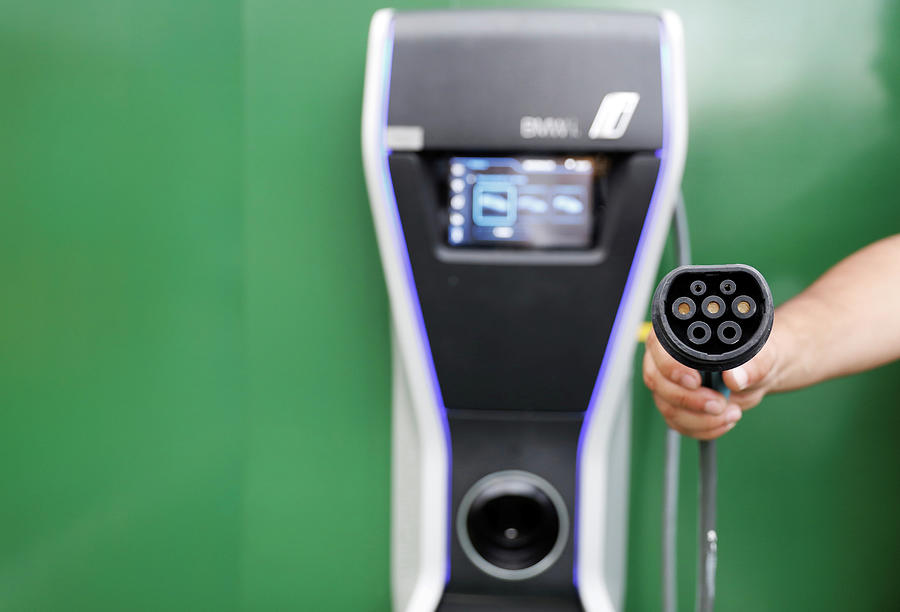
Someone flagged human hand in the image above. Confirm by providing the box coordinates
[642,326,780,439]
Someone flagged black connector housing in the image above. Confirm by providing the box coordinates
[651,264,774,371]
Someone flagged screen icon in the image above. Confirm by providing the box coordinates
[473,183,517,227]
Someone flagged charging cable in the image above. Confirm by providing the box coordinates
[662,194,690,612]
[659,199,773,612]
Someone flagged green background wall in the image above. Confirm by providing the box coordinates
[1,0,898,610]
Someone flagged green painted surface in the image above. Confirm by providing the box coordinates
[2,0,899,610]
[1,2,245,610]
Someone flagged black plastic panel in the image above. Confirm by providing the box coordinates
[390,152,660,412]
[438,592,582,612]
[389,10,663,152]
[441,411,583,605]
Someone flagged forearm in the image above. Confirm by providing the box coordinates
[768,234,900,392]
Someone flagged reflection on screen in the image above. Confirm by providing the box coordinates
[447,156,595,249]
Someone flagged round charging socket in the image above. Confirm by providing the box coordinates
[457,470,568,581]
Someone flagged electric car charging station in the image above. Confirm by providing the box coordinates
[363,9,687,610]
[4,2,900,611]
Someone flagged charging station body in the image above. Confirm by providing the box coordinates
[362,10,687,611]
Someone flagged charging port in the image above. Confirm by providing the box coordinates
[651,264,774,371]
[456,470,569,581]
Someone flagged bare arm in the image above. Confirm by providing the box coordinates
[766,234,900,392]
[643,234,900,439]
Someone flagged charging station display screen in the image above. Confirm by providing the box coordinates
[446,156,596,249]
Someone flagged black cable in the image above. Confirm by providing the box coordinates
[663,428,681,612]
[697,373,726,612]
[663,193,690,612]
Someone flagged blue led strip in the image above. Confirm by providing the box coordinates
[379,22,455,585]
[573,20,675,586]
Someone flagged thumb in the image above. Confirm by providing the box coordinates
[722,343,776,392]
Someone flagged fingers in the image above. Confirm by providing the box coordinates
[688,421,738,441]
[728,388,767,411]
[722,341,776,393]
[643,327,769,439]
[645,329,701,390]
[655,397,743,440]
[643,347,728,414]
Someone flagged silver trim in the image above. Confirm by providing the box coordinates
[386,125,425,151]
[456,470,570,582]
[390,332,421,610]
[362,9,448,612]
[577,11,688,612]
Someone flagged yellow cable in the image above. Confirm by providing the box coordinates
[638,321,652,343]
